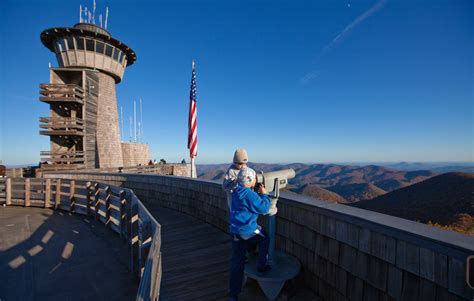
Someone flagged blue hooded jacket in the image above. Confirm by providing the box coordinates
[230,185,271,236]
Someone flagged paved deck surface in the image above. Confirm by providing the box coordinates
[0,206,138,301]
[142,202,318,301]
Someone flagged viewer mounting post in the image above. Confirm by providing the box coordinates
[245,169,301,300]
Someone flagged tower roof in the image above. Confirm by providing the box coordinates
[40,23,136,66]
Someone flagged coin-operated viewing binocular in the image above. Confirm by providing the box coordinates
[255,168,296,199]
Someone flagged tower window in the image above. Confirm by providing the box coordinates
[96,41,105,54]
[86,39,95,51]
[56,40,62,52]
[57,39,67,52]
[113,48,120,61]
[76,38,85,50]
[105,44,113,57]
[66,37,75,50]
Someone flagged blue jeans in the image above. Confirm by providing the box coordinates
[229,229,270,297]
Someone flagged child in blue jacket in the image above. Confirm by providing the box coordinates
[228,167,276,300]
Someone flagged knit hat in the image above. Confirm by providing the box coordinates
[237,167,256,186]
[233,148,249,164]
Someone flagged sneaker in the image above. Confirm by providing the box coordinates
[257,264,272,276]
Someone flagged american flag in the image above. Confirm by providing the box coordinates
[187,60,198,159]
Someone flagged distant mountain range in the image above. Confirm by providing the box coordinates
[380,162,474,173]
[351,173,474,234]
[198,163,438,202]
[199,163,473,234]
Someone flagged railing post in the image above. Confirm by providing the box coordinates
[86,181,92,216]
[119,190,126,239]
[150,230,162,301]
[45,178,51,208]
[6,178,11,206]
[105,186,111,227]
[130,200,139,274]
[24,178,30,207]
[139,221,152,277]
[55,179,61,209]
[70,180,76,212]
[94,183,100,221]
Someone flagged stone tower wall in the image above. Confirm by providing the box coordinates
[121,143,150,167]
[96,72,123,168]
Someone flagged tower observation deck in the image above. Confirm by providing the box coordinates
[39,22,149,170]
[40,23,136,83]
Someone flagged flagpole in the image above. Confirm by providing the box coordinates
[188,59,197,178]
[191,157,196,178]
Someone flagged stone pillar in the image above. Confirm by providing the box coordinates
[96,72,123,168]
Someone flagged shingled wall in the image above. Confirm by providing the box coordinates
[95,73,123,168]
[45,173,474,300]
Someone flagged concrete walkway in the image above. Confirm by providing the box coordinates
[0,207,138,301]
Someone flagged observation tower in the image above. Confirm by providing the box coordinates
[39,19,148,169]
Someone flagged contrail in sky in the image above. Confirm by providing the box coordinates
[324,0,387,52]
[300,0,387,84]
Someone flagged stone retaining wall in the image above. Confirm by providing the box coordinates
[45,173,474,300]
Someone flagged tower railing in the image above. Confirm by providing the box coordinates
[40,150,85,167]
[39,83,84,104]
[39,117,84,136]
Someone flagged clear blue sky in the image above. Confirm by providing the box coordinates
[0,0,472,165]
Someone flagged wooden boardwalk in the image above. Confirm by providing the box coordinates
[147,205,233,300]
[143,204,317,301]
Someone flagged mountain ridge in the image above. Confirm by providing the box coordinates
[198,162,437,202]
[351,172,474,234]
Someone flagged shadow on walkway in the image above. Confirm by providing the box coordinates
[0,207,138,301]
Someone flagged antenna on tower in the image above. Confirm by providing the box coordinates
[139,98,143,142]
[99,14,102,28]
[92,0,96,24]
[138,121,141,143]
[133,100,137,143]
[129,116,133,142]
[79,5,83,23]
[84,7,88,23]
[88,11,92,23]
[105,7,109,29]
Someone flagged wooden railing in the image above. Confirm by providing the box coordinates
[0,177,161,301]
[39,117,85,136]
[118,165,179,175]
[5,168,24,178]
[39,117,84,133]
[39,83,84,104]
[0,177,5,199]
[37,163,191,177]
[40,150,85,166]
